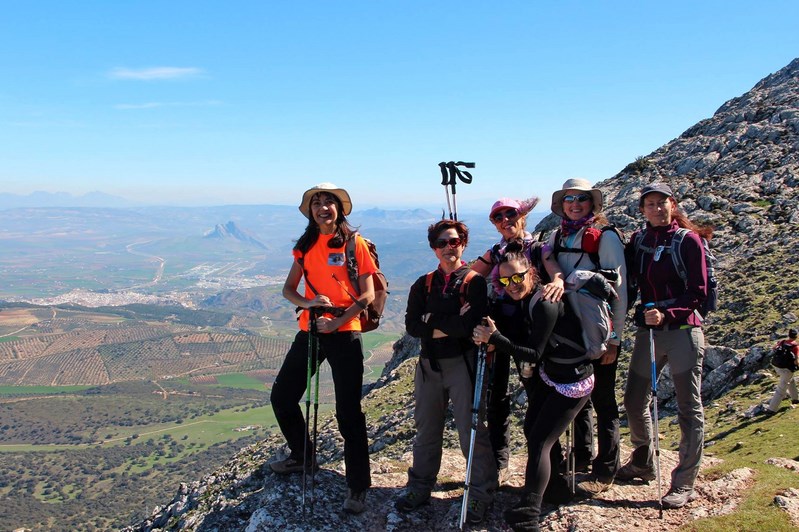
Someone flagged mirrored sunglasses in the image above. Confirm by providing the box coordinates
[498,269,529,287]
[491,208,519,223]
[433,237,463,249]
[563,193,592,203]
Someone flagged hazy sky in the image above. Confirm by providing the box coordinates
[1,1,797,211]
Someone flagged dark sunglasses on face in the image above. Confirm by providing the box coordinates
[563,193,592,203]
[491,208,519,223]
[498,269,529,287]
[433,237,463,249]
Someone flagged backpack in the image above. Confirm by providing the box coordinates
[345,234,389,332]
[771,342,798,371]
[424,268,478,306]
[561,269,618,360]
[550,226,622,360]
[552,225,624,284]
[630,228,718,317]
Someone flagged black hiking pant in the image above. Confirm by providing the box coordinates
[572,354,620,479]
[487,349,512,470]
[523,372,590,496]
[271,330,371,491]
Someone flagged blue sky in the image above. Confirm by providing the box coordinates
[1,1,797,212]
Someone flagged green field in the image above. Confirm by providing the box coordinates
[0,384,95,395]
[212,373,269,391]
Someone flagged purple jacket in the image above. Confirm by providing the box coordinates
[629,220,707,329]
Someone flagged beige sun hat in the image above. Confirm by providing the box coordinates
[550,178,604,218]
[299,182,353,218]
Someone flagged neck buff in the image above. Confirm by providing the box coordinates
[560,214,595,236]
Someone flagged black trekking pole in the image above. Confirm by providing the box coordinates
[445,161,474,222]
[302,308,318,516]
[439,162,454,220]
[567,419,576,495]
[310,314,321,515]
[645,302,664,518]
[460,336,488,530]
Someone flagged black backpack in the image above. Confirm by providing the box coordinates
[771,342,798,371]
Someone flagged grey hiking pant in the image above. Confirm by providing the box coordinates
[624,326,705,490]
[768,367,798,411]
[406,356,497,503]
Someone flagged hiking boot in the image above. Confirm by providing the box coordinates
[661,486,697,509]
[465,498,491,524]
[269,455,317,475]
[395,490,430,512]
[343,488,368,514]
[543,473,573,505]
[503,491,543,526]
[576,475,614,497]
[615,460,656,482]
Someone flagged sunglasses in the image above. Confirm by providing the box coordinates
[491,208,519,223]
[498,269,529,287]
[433,237,463,249]
[563,193,592,203]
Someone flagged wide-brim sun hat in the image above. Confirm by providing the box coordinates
[299,182,352,218]
[551,178,604,218]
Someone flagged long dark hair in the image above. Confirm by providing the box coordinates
[294,192,358,253]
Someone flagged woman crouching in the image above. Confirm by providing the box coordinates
[472,247,594,531]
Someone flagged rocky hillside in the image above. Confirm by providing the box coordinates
[127,59,799,531]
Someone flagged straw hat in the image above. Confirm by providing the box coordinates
[550,178,603,218]
[299,183,352,218]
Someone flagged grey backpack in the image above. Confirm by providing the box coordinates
[562,269,618,360]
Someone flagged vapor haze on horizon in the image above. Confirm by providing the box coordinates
[1,1,797,211]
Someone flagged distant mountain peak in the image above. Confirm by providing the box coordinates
[203,221,267,249]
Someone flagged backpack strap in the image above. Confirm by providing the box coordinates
[424,271,435,296]
[553,225,624,271]
[425,268,477,306]
[345,233,361,294]
[669,228,690,285]
[459,269,478,305]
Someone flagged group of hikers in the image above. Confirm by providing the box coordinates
[266,178,714,530]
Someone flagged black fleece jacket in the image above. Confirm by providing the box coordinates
[489,292,593,384]
[405,264,488,360]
